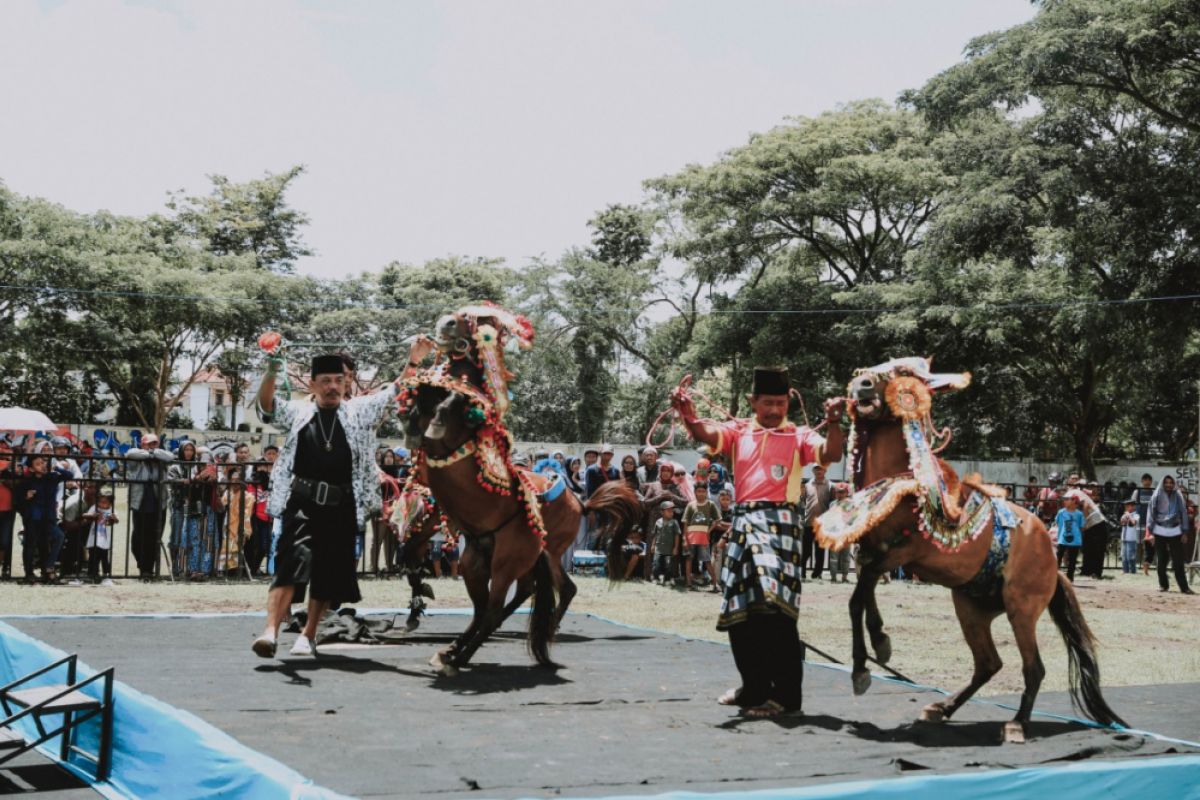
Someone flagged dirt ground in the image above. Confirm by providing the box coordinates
[0,568,1194,697]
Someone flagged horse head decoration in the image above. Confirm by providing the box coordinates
[816,356,1124,744]
[432,303,535,420]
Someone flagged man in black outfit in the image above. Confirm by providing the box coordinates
[251,341,434,659]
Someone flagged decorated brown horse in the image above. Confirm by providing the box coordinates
[398,304,641,675]
[389,479,445,632]
[815,357,1124,743]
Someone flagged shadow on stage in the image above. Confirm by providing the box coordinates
[718,712,1088,748]
[254,655,572,694]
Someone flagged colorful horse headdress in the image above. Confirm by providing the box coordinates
[848,357,971,422]
[433,302,536,420]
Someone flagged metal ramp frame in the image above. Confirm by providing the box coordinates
[0,654,114,781]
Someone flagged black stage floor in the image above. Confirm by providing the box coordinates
[8,613,1198,799]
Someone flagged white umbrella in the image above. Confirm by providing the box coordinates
[0,407,58,433]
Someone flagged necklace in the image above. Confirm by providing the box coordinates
[315,408,337,452]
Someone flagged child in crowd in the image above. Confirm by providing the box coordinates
[622,527,646,580]
[1119,498,1141,575]
[84,487,118,585]
[681,483,719,590]
[708,489,733,591]
[1055,494,1084,582]
[651,501,681,585]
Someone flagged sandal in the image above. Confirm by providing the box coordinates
[742,700,803,719]
[717,687,744,706]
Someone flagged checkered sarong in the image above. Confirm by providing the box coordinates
[717,502,802,631]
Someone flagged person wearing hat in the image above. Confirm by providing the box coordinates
[125,432,176,581]
[650,499,682,585]
[251,338,435,659]
[671,366,845,718]
[636,446,660,484]
[1118,497,1142,574]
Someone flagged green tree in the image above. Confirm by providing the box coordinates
[165,166,311,273]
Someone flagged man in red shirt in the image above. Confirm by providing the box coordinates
[672,367,844,718]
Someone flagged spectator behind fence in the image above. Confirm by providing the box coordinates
[168,442,197,576]
[802,465,832,580]
[84,487,118,584]
[1119,498,1140,575]
[126,433,175,581]
[60,480,98,579]
[220,465,252,576]
[0,442,15,580]
[15,455,72,584]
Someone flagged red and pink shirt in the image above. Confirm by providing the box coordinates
[715,419,825,504]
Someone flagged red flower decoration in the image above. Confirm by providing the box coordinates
[257,331,283,355]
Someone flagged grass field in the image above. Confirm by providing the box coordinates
[0,568,1195,697]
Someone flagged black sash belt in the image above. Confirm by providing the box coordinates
[291,476,353,507]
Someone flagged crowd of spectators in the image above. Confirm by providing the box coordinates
[2,431,1195,591]
[523,445,855,589]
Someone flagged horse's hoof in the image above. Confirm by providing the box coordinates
[920,704,946,723]
[1003,721,1026,744]
[405,616,421,633]
[429,650,450,669]
[851,670,872,696]
[873,635,892,666]
[439,663,460,678]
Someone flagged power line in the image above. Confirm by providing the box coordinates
[3,282,1198,318]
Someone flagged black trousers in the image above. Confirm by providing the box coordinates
[1155,535,1191,592]
[130,510,163,575]
[1058,544,1080,582]
[801,526,825,579]
[1081,523,1107,578]
[727,612,805,711]
[88,547,111,582]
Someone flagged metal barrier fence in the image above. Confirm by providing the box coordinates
[1,454,402,582]
[0,457,1178,582]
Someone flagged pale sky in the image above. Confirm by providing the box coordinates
[1,0,1035,279]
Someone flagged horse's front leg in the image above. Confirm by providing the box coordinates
[848,575,872,695]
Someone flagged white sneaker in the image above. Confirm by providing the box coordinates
[290,635,316,657]
[100,578,114,587]
[252,635,278,659]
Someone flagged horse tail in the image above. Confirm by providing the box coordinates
[528,551,559,668]
[1046,573,1126,727]
[585,482,642,585]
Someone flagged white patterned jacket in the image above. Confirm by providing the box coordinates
[257,388,396,529]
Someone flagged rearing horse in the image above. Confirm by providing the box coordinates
[815,358,1124,743]
[401,306,641,676]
